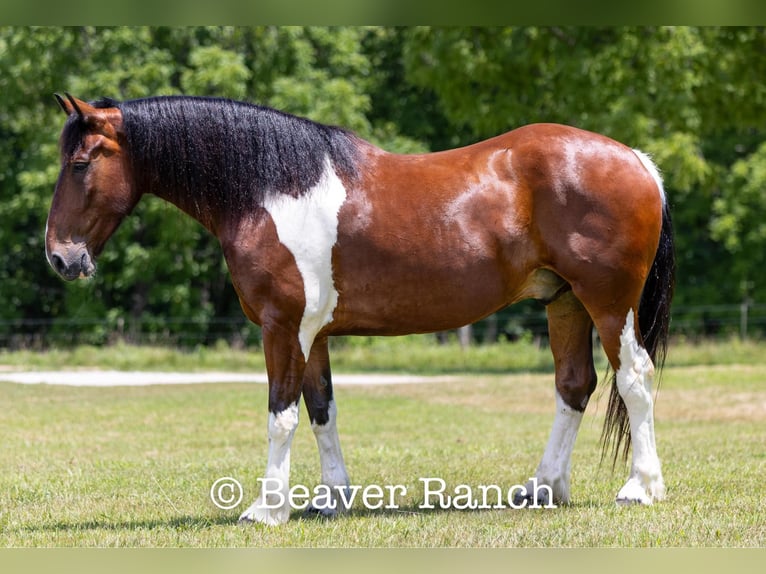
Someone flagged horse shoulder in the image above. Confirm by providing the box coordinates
[219,212,307,329]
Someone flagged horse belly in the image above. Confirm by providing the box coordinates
[332,269,507,335]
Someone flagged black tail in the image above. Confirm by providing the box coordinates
[601,202,675,466]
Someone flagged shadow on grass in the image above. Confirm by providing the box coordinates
[19,496,599,536]
[17,513,239,534]
[293,499,569,523]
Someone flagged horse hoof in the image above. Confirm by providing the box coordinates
[615,493,652,506]
[512,488,551,508]
[615,477,654,506]
[238,500,290,526]
[303,505,339,519]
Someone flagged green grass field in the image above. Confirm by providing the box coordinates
[1,339,764,547]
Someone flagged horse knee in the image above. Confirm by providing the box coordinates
[269,402,300,443]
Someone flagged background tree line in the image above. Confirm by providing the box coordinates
[1,26,765,347]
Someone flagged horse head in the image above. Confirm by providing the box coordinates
[46,94,138,280]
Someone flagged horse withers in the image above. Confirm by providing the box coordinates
[46,94,674,525]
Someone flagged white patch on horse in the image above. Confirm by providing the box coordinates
[632,149,666,206]
[445,150,521,249]
[310,399,351,514]
[615,308,665,505]
[263,158,347,360]
[525,391,584,504]
[239,401,300,525]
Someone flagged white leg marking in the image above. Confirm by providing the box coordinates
[310,400,351,515]
[239,402,300,525]
[263,158,347,360]
[632,149,666,206]
[615,309,665,505]
[524,391,583,504]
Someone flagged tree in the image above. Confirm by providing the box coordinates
[2,26,765,346]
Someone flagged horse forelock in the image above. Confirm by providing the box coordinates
[115,96,360,216]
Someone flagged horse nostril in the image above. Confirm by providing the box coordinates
[50,252,67,275]
[50,251,82,280]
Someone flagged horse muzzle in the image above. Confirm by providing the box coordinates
[47,243,96,281]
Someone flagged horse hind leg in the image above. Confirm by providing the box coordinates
[584,297,665,506]
[516,291,597,506]
[609,308,665,505]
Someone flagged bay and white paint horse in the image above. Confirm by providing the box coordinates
[46,94,674,524]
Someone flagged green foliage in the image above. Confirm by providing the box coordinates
[711,140,766,294]
[1,26,765,346]
[181,45,251,98]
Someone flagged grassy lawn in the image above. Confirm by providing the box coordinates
[2,333,766,373]
[1,339,764,547]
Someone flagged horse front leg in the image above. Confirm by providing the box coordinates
[301,337,351,517]
[239,325,306,526]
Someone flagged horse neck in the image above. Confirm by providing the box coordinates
[144,179,226,237]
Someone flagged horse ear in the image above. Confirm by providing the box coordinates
[65,93,88,119]
[54,93,74,115]
[54,93,90,119]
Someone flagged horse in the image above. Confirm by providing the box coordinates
[46,93,674,525]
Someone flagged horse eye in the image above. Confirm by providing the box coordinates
[72,161,90,174]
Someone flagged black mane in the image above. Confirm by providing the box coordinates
[77,96,360,216]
